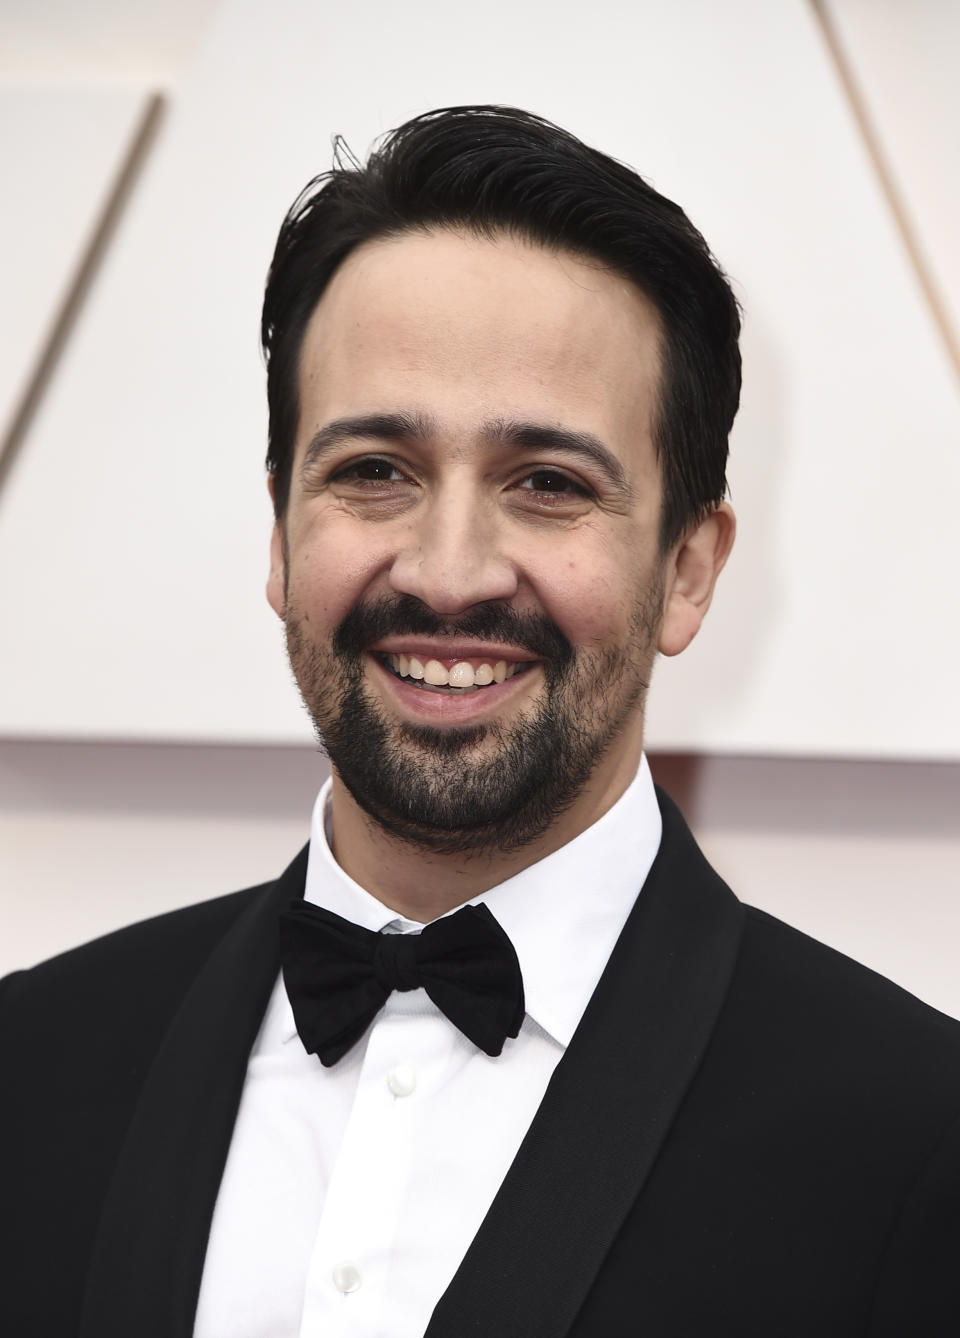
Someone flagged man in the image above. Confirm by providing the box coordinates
[2,106,959,1337]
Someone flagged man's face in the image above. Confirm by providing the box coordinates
[269,229,680,854]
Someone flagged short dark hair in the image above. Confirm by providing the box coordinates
[261,105,741,548]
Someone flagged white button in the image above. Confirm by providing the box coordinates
[332,1261,362,1294]
[386,1064,417,1098]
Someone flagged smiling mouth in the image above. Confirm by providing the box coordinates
[377,652,533,695]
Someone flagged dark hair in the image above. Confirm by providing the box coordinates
[261,105,741,548]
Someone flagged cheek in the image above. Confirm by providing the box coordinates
[286,520,390,625]
[528,514,665,650]
[531,552,641,648]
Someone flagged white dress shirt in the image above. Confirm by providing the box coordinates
[194,756,662,1338]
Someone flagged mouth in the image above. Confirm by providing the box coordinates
[375,651,535,695]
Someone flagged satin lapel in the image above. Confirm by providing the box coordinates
[79,847,309,1338]
[427,790,745,1338]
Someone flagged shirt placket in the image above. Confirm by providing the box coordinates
[298,992,454,1337]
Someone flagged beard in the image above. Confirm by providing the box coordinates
[284,586,662,857]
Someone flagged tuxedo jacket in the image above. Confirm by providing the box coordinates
[3,789,960,1336]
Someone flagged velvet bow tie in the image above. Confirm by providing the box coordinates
[278,900,525,1066]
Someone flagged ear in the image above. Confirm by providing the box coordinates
[658,502,735,657]
[266,476,286,619]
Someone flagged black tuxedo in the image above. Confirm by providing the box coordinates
[3,789,960,1336]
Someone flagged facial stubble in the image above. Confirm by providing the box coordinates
[284,587,663,856]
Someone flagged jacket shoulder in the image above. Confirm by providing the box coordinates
[2,880,270,1013]
[0,864,303,1338]
[584,896,960,1332]
[741,902,960,1050]
[0,874,290,1081]
[721,902,960,1141]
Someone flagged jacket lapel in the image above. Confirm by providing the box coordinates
[79,790,741,1338]
[427,789,745,1338]
[78,848,308,1338]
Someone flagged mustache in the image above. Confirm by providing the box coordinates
[333,594,573,668]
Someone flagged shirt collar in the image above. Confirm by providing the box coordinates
[284,757,662,1049]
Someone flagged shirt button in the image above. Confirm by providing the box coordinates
[332,1261,362,1294]
[386,1064,417,1098]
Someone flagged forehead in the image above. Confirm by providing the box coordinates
[295,228,662,471]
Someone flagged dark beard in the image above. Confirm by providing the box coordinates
[285,591,660,856]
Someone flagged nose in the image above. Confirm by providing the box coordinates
[388,492,519,615]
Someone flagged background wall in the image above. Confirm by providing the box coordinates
[1,1,957,1013]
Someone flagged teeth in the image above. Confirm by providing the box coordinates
[423,659,447,686]
[448,662,475,689]
[384,653,525,690]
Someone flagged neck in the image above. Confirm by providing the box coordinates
[327,744,644,921]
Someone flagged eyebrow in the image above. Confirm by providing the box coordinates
[301,410,632,500]
[484,418,632,499]
[301,412,432,473]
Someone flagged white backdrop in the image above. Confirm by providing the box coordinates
[0,0,957,756]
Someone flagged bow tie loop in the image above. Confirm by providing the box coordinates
[279,900,525,1067]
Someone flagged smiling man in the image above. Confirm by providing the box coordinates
[268,226,731,906]
[3,107,959,1338]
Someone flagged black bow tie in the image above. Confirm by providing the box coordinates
[278,900,525,1066]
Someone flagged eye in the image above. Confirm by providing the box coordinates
[518,469,592,498]
[332,456,409,485]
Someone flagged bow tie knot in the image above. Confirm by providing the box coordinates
[279,900,525,1066]
[373,933,421,993]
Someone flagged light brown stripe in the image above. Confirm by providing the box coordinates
[808,0,960,385]
[0,92,166,495]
